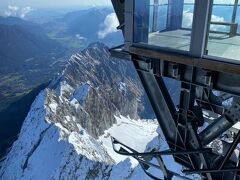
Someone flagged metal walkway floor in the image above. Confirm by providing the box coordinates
[148,29,240,61]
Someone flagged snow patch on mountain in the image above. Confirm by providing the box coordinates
[99,116,158,165]
[0,43,159,179]
[119,82,127,95]
[71,83,90,104]
[0,88,159,180]
[0,43,194,180]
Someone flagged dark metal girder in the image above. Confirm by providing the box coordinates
[109,45,131,60]
[133,60,178,142]
[111,137,192,180]
[110,46,240,179]
[112,140,172,180]
[219,130,240,170]
[129,46,240,97]
[199,115,237,146]
[199,102,240,146]
[187,123,213,180]
[183,168,240,174]
[112,137,212,156]
[129,46,240,75]
[111,0,125,32]
[111,47,240,97]
[133,59,211,173]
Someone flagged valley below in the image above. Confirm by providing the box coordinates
[0,7,123,160]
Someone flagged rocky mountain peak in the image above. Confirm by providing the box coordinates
[46,43,148,138]
[0,43,161,180]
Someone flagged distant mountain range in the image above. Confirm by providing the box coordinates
[0,16,68,71]
[0,7,124,161]
[0,24,63,70]
[0,16,47,35]
[0,7,123,71]
[0,43,160,180]
[0,16,68,111]
[0,8,123,111]
[44,8,123,48]
[63,8,112,37]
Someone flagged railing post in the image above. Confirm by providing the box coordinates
[167,0,184,30]
[232,0,239,23]
[230,0,239,37]
[190,0,211,57]
[152,0,159,32]
[124,0,134,51]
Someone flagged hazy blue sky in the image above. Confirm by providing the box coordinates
[1,0,235,9]
[0,0,112,8]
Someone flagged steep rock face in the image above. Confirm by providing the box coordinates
[0,91,158,180]
[0,43,158,180]
[48,43,146,137]
[0,90,115,179]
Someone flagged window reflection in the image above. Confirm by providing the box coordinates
[206,0,240,61]
[134,0,195,52]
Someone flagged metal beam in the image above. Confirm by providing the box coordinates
[232,0,239,24]
[110,1,240,179]
[112,137,192,180]
[219,130,240,170]
[133,60,177,142]
[129,46,240,75]
[167,0,184,30]
[112,139,212,156]
[128,46,240,97]
[190,0,210,57]
[183,168,240,174]
[152,0,159,32]
[199,115,237,146]
[111,0,125,31]
[124,0,134,50]
[187,123,213,180]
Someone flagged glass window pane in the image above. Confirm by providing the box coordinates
[134,0,195,52]
[237,4,240,33]
[182,3,194,28]
[205,0,240,61]
[214,0,234,5]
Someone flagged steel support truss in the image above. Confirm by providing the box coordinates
[110,45,240,180]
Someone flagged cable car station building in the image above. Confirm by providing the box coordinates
[111,0,240,179]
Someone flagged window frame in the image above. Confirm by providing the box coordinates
[129,0,240,65]
[204,0,240,64]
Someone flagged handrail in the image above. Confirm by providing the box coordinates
[211,21,237,25]
[149,3,240,6]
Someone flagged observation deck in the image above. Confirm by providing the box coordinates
[111,0,240,179]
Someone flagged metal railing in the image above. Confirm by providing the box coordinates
[148,1,240,36]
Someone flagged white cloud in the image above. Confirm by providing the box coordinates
[214,0,235,4]
[98,13,119,39]
[182,10,227,31]
[4,5,33,18]
[8,5,19,11]
[182,10,194,28]
[75,34,87,41]
[210,14,226,31]
[20,6,33,18]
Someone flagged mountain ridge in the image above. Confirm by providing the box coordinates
[0,16,46,35]
[0,42,158,179]
[0,16,69,111]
